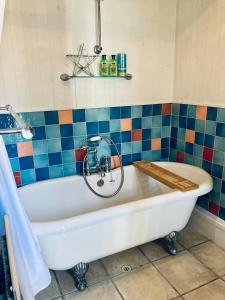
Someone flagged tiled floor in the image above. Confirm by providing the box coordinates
[36,226,225,300]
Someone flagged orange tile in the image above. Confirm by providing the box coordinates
[132,130,142,141]
[121,118,132,131]
[185,129,195,143]
[162,103,172,115]
[151,138,161,150]
[111,156,121,168]
[196,106,207,120]
[58,110,73,124]
[17,141,33,157]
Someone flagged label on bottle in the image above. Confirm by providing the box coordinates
[100,62,109,76]
[109,62,117,76]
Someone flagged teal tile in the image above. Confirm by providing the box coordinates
[63,163,76,176]
[62,150,75,163]
[74,136,86,149]
[193,156,202,167]
[213,176,222,192]
[195,120,205,132]
[217,108,225,123]
[73,123,86,136]
[220,193,225,208]
[47,138,62,153]
[193,144,203,158]
[132,105,142,118]
[152,150,161,161]
[213,150,224,165]
[177,139,185,152]
[98,145,111,157]
[21,169,36,185]
[86,108,99,122]
[169,149,177,161]
[178,128,186,140]
[171,116,179,127]
[205,120,216,135]
[141,151,152,161]
[29,112,45,126]
[110,119,120,132]
[132,141,142,153]
[121,143,132,155]
[215,136,225,152]
[187,105,196,118]
[46,125,60,139]
[184,154,194,164]
[142,117,152,129]
[32,140,47,155]
[209,190,220,203]
[172,104,180,115]
[10,158,20,171]
[34,154,49,168]
[152,116,162,127]
[151,127,161,138]
[97,108,110,121]
[162,126,170,138]
[49,165,63,179]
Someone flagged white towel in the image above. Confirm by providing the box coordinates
[0,136,51,299]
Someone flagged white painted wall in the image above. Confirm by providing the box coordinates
[174,0,225,108]
[0,0,177,112]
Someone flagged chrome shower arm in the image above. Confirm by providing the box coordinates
[94,0,103,54]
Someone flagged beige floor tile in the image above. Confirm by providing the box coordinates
[64,280,121,300]
[154,251,216,294]
[114,264,178,300]
[56,260,107,295]
[35,271,61,300]
[178,226,208,248]
[183,279,225,300]
[140,240,184,262]
[190,241,225,276]
[101,247,149,277]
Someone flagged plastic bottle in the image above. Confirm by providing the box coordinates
[99,55,109,76]
[117,53,127,76]
[109,55,117,76]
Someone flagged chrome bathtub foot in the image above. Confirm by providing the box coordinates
[164,231,177,256]
[71,262,89,291]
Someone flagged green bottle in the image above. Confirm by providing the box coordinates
[99,55,109,76]
[109,55,117,76]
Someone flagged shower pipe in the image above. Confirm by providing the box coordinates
[0,105,34,139]
[94,0,103,55]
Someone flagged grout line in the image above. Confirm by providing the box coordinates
[181,277,219,297]
[53,271,66,300]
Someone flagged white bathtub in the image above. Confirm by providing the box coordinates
[18,162,212,270]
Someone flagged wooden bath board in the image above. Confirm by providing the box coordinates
[133,161,199,192]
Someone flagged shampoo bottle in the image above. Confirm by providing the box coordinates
[99,55,109,76]
[109,55,117,76]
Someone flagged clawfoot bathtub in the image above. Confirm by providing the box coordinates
[18,162,212,289]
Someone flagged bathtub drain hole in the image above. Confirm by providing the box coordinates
[121,265,132,273]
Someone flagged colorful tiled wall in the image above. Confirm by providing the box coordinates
[170,104,225,220]
[0,104,172,187]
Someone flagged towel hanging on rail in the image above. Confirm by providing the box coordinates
[0,136,51,300]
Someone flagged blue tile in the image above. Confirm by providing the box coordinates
[110,132,121,144]
[132,118,142,129]
[161,148,169,159]
[121,106,131,119]
[212,164,223,179]
[110,120,120,132]
[99,121,110,133]
[110,107,121,119]
[202,160,212,174]
[195,132,204,145]
[171,127,178,139]
[73,109,85,123]
[142,105,152,117]
[47,138,62,153]
[49,165,63,179]
[76,162,83,174]
[132,153,141,161]
[61,137,74,151]
[48,152,62,166]
[44,111,59,125]
[122,154,132,165]
[185,143,194,155]
[10,158,20,171]
[219,207,225,221]
[62,150,75,163]
[152,104,162,116]
[162,137,169,148]
[32,140,48,155]
[142,140,150,151]
[34,154,49,168]
[19,156,34,170]
[121,131,131,142]
[216,123,225,138]
[197,196,209,210]
[111,143,121,155]
[21,169,36,185]
[46,125,60,139]
[142,129,151,140]
[35,167,49,181]
[60,124,73,137]
[222,181,225,194]
[187,118,196,130]
[131,105,142,118]
[32,126,46,140]
[179,104,188,116]
[207,107,217,121]
[179,116,187,128]
[6,144,18,158]
[86,122,98,135]
[162,115,171,126]
[170,138,177,149]
[204,134,215,148]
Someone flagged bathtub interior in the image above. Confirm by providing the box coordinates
[18,164,174,222]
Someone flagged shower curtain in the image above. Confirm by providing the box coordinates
[0,1,51,299]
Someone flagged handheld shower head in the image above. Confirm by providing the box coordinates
[60,73,74,81]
